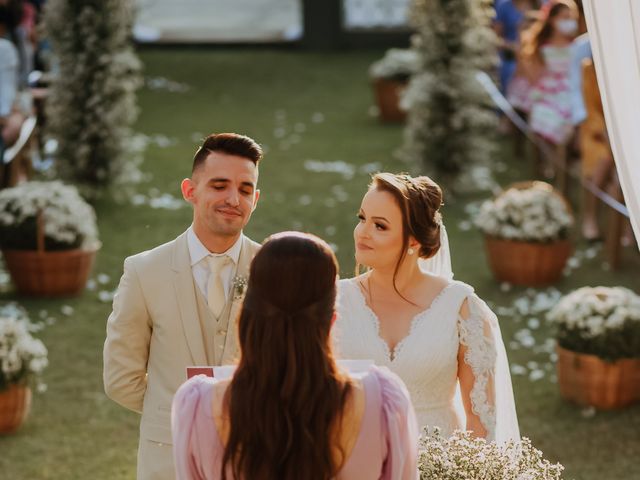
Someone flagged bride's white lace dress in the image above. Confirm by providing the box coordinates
[333,278,520,443]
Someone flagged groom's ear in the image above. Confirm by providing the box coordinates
[181,178,195,204]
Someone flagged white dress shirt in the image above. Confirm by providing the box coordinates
[186,226,242,304]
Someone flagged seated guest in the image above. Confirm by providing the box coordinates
[579,59,636,246]
[172,232,418,480]
[579,59,614,240]
[0,4,20,153]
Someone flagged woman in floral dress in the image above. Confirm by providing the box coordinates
[518,0,579,174]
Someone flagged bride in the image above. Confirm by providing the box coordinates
[333,172,520,443]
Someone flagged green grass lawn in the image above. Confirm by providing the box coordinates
[1,49,639,479]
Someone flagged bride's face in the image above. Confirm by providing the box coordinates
[354,189,405,270]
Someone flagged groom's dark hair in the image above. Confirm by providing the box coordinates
[192,133,263,173]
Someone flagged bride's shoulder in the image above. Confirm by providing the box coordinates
[426,277,481,317]
[338,275,365,292]
[337,277,363,310]
[422,273,474,296]
[442,276,475,295]
[448,282,497,321]
[422,272,452,290]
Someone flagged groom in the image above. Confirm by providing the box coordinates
[103,132,263,479]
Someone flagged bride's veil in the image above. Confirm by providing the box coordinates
[418,224,454,279]
[418,222,520,443]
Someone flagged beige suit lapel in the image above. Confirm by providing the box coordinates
[221,235,259,365]
[171,232,208,366]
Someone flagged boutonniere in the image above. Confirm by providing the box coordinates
[232,275,248,301]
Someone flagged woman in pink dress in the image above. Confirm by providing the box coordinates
[172,232,418,480]
[519,0,579,175]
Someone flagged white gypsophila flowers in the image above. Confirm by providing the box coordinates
[0,306,48,387]
[44,0,142,196]
[418,429,563,480]
[475,183,573,242]
[0,181,99,249]
[369,48,421,79]
[548,287,640,339]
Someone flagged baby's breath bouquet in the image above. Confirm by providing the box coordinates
[369,48,420,81]
[548,287,640,361]
[0,181,99,251]
[0,304,48,391]
[475,182,573,243]
[418,429,564,480]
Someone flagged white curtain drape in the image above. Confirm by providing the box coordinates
[583,1,640,250]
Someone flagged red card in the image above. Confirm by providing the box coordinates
[186,366,214,379]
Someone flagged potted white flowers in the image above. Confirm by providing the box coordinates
[418,429,564,479]
[475,181,573,286]
[369,48,420,123]
[0,181,100,296]
[548,286,640,410]
[0,304,48,433]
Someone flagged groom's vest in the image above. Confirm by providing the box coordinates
[193,277,234,366]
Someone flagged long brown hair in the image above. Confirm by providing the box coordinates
[356,173,443,303]
[521,0,577,66]
[222,232,352,480]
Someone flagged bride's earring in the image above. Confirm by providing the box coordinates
[408,248,415,255]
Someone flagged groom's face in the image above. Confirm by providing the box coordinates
[184,151,260,238]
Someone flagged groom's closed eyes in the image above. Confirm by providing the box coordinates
[209,178,255,196]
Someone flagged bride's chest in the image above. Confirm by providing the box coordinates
[338,307,460,366]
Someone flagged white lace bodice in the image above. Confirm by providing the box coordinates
[333,278,516,441]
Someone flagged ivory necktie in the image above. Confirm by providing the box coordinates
[206,255,231,318]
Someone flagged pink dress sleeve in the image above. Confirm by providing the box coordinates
[373,367,420,480]
[171,375,224,480]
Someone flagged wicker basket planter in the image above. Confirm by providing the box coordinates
[2,246,98,297]
[477,181,574,286]
[0,182,100,297]
[484,236,572,286]
[372,78,407,123]
[1,209,99,297]
[557,346,640,410]
[0,384,32,434]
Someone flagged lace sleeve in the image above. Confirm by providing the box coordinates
[457,294,520,443]
[458,295,498,439]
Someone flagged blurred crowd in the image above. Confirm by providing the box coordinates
[0,0,47,164]
[0,0,632,247]
[494,0,633,246]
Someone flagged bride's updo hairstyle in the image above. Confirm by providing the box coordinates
[371,172,443,261]
[222,232,352,480]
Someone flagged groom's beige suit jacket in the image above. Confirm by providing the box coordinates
[103,230,260,480]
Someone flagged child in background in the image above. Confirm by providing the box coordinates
[519,0,579,175]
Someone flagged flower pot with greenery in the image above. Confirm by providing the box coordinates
[0,181,100,296]
[548,286,640,409]
[369,48,419,123]
[475,181,573,286]
[0,304,48,433]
